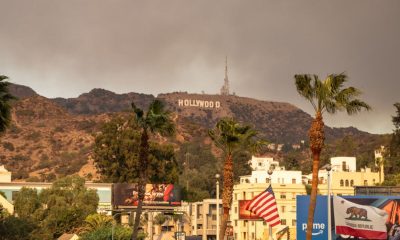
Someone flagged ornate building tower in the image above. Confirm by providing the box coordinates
[220,57,230,95]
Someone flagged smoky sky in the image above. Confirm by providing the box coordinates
[0,0,399,134]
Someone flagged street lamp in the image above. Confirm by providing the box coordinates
[267,169,273,240]
[216,173,220,240]
[326,164,332,240]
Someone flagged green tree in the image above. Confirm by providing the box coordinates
[80,213,114,233]
[0,75,16,133]
[32,175,99,238]
[294,73,370,240]
[387,103,400,174]
[209,118,265,240]
[80,225,134,240]
[0,216,36,240]
[94,99,175,240]
[13,187,40,220]
[129,100,174,240]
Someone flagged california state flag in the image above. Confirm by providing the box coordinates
[333,196,388,239]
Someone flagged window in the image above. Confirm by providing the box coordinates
[350,180,354,186]
[252,233,255,239]
[281,219,287,225]
[255,178,258,183]
[342,161,347,171]
[340,179,344,187]
[266,178,270,183]
[235,220,237,227]
[292,219,296,226]
[345,180,349,187]
[243,192,246,200]
[373,179,376,185]
[197,224,202,230]
[244,220,247,227]
[280,194,286,199]
[292,193,296,200]
[235,207,238,213]
[364,180,368,186]
[235,193,238,200]
[281,206,286,213]
[292,178,296,184]
[212,215,216,220]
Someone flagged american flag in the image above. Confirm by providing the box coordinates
[245,185,280,227]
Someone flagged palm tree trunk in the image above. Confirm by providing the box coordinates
[220,154,233,240]
[132,129,149,240]
[306,111,324,240]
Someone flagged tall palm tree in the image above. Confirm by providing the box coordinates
[130,99,175,240]
[294,73,370,240]
[209,118,265,240]
[0,75,15,133]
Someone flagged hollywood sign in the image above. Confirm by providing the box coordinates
[178,99,221,108]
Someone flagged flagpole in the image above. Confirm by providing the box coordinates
[327,165,332,240]
[216,174,220,240]
[268,169,274,240]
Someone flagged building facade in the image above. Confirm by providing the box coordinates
[189,199,222,240]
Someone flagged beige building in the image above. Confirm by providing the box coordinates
[190,199,222,240]
[231,181,306,240]
[230,156,382,240]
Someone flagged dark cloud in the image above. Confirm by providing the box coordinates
[0,0,399,133]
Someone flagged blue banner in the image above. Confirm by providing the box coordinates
[296,195,329,240]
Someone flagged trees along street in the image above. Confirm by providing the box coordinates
[209,118,266,240]
[294,73,370,240]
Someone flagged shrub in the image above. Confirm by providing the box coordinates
[26,131,41,141]
[2,142,15,151]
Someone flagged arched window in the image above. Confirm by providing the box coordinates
[350,180,354,186]
[266,178,270,183]
[340,179,344,187]
[345,180,349,187]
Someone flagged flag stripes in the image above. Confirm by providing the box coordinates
[245,185,280,227]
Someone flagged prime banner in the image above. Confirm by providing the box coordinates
[112,183,181,207]
[296,195,400,240]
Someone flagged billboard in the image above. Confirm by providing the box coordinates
[112,183,181,207]
[296,195,400,240]
[238,200,263,220]
[296,195,329,240]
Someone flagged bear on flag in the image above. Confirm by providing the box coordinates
[333,196,388,239]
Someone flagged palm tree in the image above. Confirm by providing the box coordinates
[0,75,15,133]
[80,213,114,233]
[209,118,265,240]
[294,73,370,240]
[131,99,175,240]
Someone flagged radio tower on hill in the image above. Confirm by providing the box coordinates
[220,57,230,95]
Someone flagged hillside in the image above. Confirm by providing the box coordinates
[0,96,107,181]
[0,85,387,181]
[52,88,154,115]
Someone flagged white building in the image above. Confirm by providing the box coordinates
[330,156,357,172]
[0,165,11,183]
[249,156,282,171]
[244,156,302,185]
